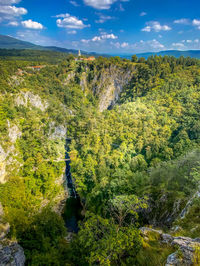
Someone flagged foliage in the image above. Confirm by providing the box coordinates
[71,213,142,265]
[1,51,200,264]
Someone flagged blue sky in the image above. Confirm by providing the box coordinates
[1,0,200,54]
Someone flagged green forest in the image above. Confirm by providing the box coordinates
[0,50,200,265]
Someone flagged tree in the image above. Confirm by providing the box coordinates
[108,195,148,227]
[72,213,142,265]
[131,55,138,62]
[138,57,146,63]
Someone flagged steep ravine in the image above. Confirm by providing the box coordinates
[62,138,82,234]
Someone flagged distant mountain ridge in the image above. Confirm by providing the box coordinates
[124,50,200,59]
[1,35,200,59]
[0,34,104,57]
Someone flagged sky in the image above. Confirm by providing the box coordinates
[1,0,200,54]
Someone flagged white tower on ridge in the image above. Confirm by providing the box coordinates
[78,49,81,57]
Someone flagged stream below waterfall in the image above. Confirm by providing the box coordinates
[62,139,83,233]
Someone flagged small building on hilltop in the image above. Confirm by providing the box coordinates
[84,56,95,61]
[75,50,95,62]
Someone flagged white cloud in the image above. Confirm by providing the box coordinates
[140,12,147,17]
[142,21,171,32]
[56,13,89,29]
[21,19,44,29]
[174,18,190,25]
[0,5,27,16]
[172,42,185,49]
[81,39,90,44]
[133,39,165,51]
[95,13,114,23]
[192,19,200,29]
[83,0,128,10]
[181,39,199,44]
[121,42,129,48]
[81,33,118,44]
[147,39,165,49]
[92,33,118,41]
[8,20,18,26]
[0,0,21,4]
[0,0,27,24]
[110,39,165,52]
[70,1,79,7]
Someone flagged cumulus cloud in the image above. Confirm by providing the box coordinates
[56,13,89,29]
[84,0,117,9]
[0,0,21,4]
[92,33,118,41]
[174,18,190,25]
[83,0,128,10]
[21,19,44,29]
[81,33,118,44]
[192,19,200,29]
[0,5,27,16]
[8,20,18,26]
[142,21,171,32]
[113,41,129,48]
[0,0,27,24]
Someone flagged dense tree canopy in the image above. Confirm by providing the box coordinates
[0,50,200,265]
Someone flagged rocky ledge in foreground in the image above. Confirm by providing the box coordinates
[0,203,25,266]
[0,240,25,266]
[141,227,200,266]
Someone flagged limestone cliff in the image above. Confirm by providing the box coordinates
[90,65,134,111]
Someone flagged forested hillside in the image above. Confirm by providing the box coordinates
[0,50,200,265]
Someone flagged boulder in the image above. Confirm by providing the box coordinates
[0,240,25,266]
[140,227,200,266]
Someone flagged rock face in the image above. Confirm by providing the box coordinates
[0,145,7,184]
[180,185,200,219]
[49,122,67,140]
[7,121,22,144]
[0,240,25,266]
[140,227,200,266]
[15,91,48,111]
[0,122,22,184]
[140,192,184,227]
[90,65,134,111]
[0,203,25,266]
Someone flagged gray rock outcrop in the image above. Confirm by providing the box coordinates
[0,203,25,266]
[140,227,200,266]
[0,240,25,266]
[49,123,67,140]
[15,92,48,111]
[92,66,133,112]
[7,121,22,143]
